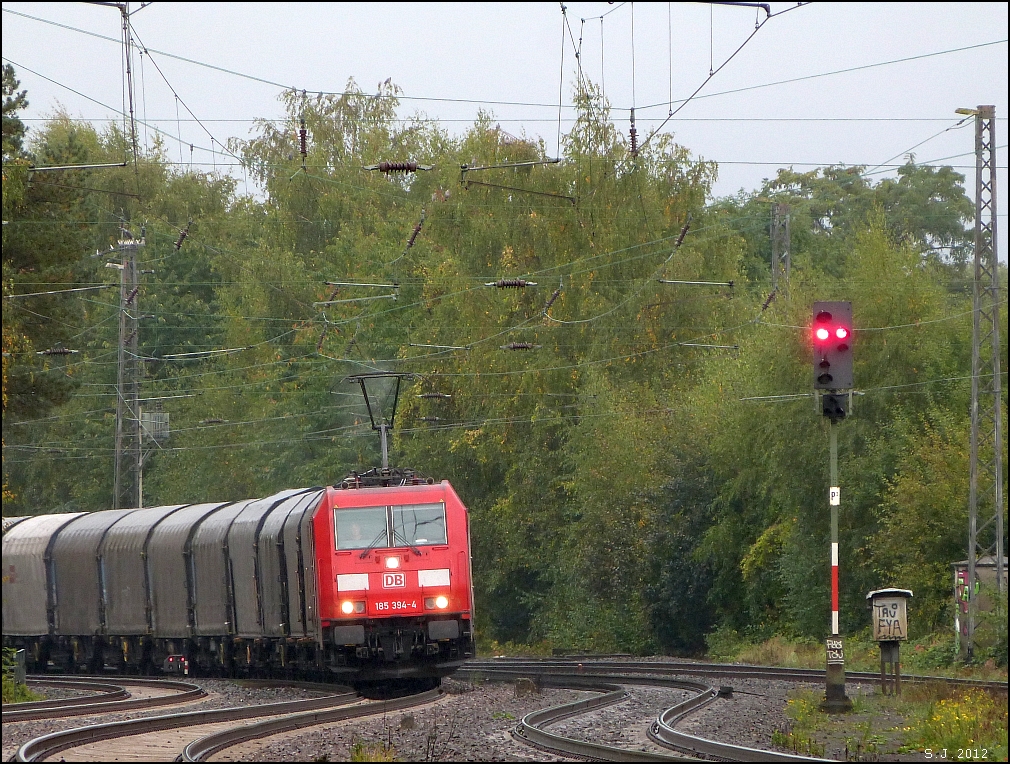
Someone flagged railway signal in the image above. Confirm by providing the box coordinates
[813,300,854,713]
[812,301,853,392]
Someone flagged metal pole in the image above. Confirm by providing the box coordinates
[823,419,851,711]
[112,232,142,510]
[783,207,791,283]
[771,204,780,290]
[967,104,1004,660]
[830,421,839,636]
[128,249,141,510]
[113,249,127,509]
[137,400,143,510]
[771,203,791,290]
[380,424,389,470]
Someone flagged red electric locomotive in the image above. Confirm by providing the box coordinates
[1,475,474,685]
[316,475,475,681]
[2,373,473,686]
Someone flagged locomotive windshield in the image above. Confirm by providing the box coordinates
[335,507,388,551]
[392,503,447,546]
[334,503,447,550]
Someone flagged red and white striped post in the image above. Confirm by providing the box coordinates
[823,420,852,712]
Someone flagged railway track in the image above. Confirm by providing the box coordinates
[457,657,1009,762]
[9,660,1005,762]
[9,681,441,763]
[5,676,206,722]
[179,687,442,762]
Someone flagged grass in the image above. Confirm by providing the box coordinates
[899,685,1008,761]
[349,740,397,762]
[476,637,554,657]
[2,673,41,704]
[773,683,1008,760]
[2,647,41,704]
[707,628,1008,682]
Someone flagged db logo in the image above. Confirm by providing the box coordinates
[382,572,405,588]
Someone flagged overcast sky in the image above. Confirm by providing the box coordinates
[3,2,1007,258]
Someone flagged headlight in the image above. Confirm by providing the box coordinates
[341,601,354,614]
[435,595,449,609]
[385,556,400,569]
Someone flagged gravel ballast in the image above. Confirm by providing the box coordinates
[0,679,336,761]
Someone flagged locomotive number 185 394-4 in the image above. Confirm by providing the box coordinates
[373,600,418,612]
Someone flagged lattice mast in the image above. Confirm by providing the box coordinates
[967,104,1005,659]
[113,231,143,509]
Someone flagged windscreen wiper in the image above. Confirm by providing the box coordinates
[392,527,422,556]
[358,528,390,559]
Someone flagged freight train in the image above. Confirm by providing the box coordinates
[1,475,474,686]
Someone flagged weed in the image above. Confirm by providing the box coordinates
[737,636,823,669]
[2,647,39,704]
[904,688,1008,760]
[423,710,459,762]
[349,740,396,762]
[491,710,515,721]
[514,677,538,697]
[705,626,747,660]
[772,727,826,757]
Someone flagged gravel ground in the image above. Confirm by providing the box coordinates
[0,679,337,761]
[26,684,103,701]
[3,667,968,762]
[546,684,693,756]
[675,675,830,750]
[216,677,592,762]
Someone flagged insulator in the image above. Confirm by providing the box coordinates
[543,288,561,313]
[406,214,424,249]
[378,161,418,173]
[487,278,538,288]
[761,289,777,311]
[126,286,139,305]
[500,342,540,351]
[174,227,189,251]
[417,392,451,400]
[420,417,441,423]
[39,347,77,356]
[629,107,638,158]
[675,220,691,248]
[299,118,307,159]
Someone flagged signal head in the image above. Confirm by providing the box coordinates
[812,301,853,392]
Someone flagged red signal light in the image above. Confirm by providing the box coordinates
[835,326,849,340]
[815,327,830,341]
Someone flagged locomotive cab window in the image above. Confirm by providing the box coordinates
[392,503,447,546]
[335,507,388,551]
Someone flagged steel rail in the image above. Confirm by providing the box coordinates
[458,659,1007,763]
[460,666,831,762]
[505,673,702,762]
[9,678,128,710]
[14,688,358,762]
[461,667,785,762]
[466,658,1010,691]
[5,676,206,722]
[180,687,443,761]
[646,686,833,762]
